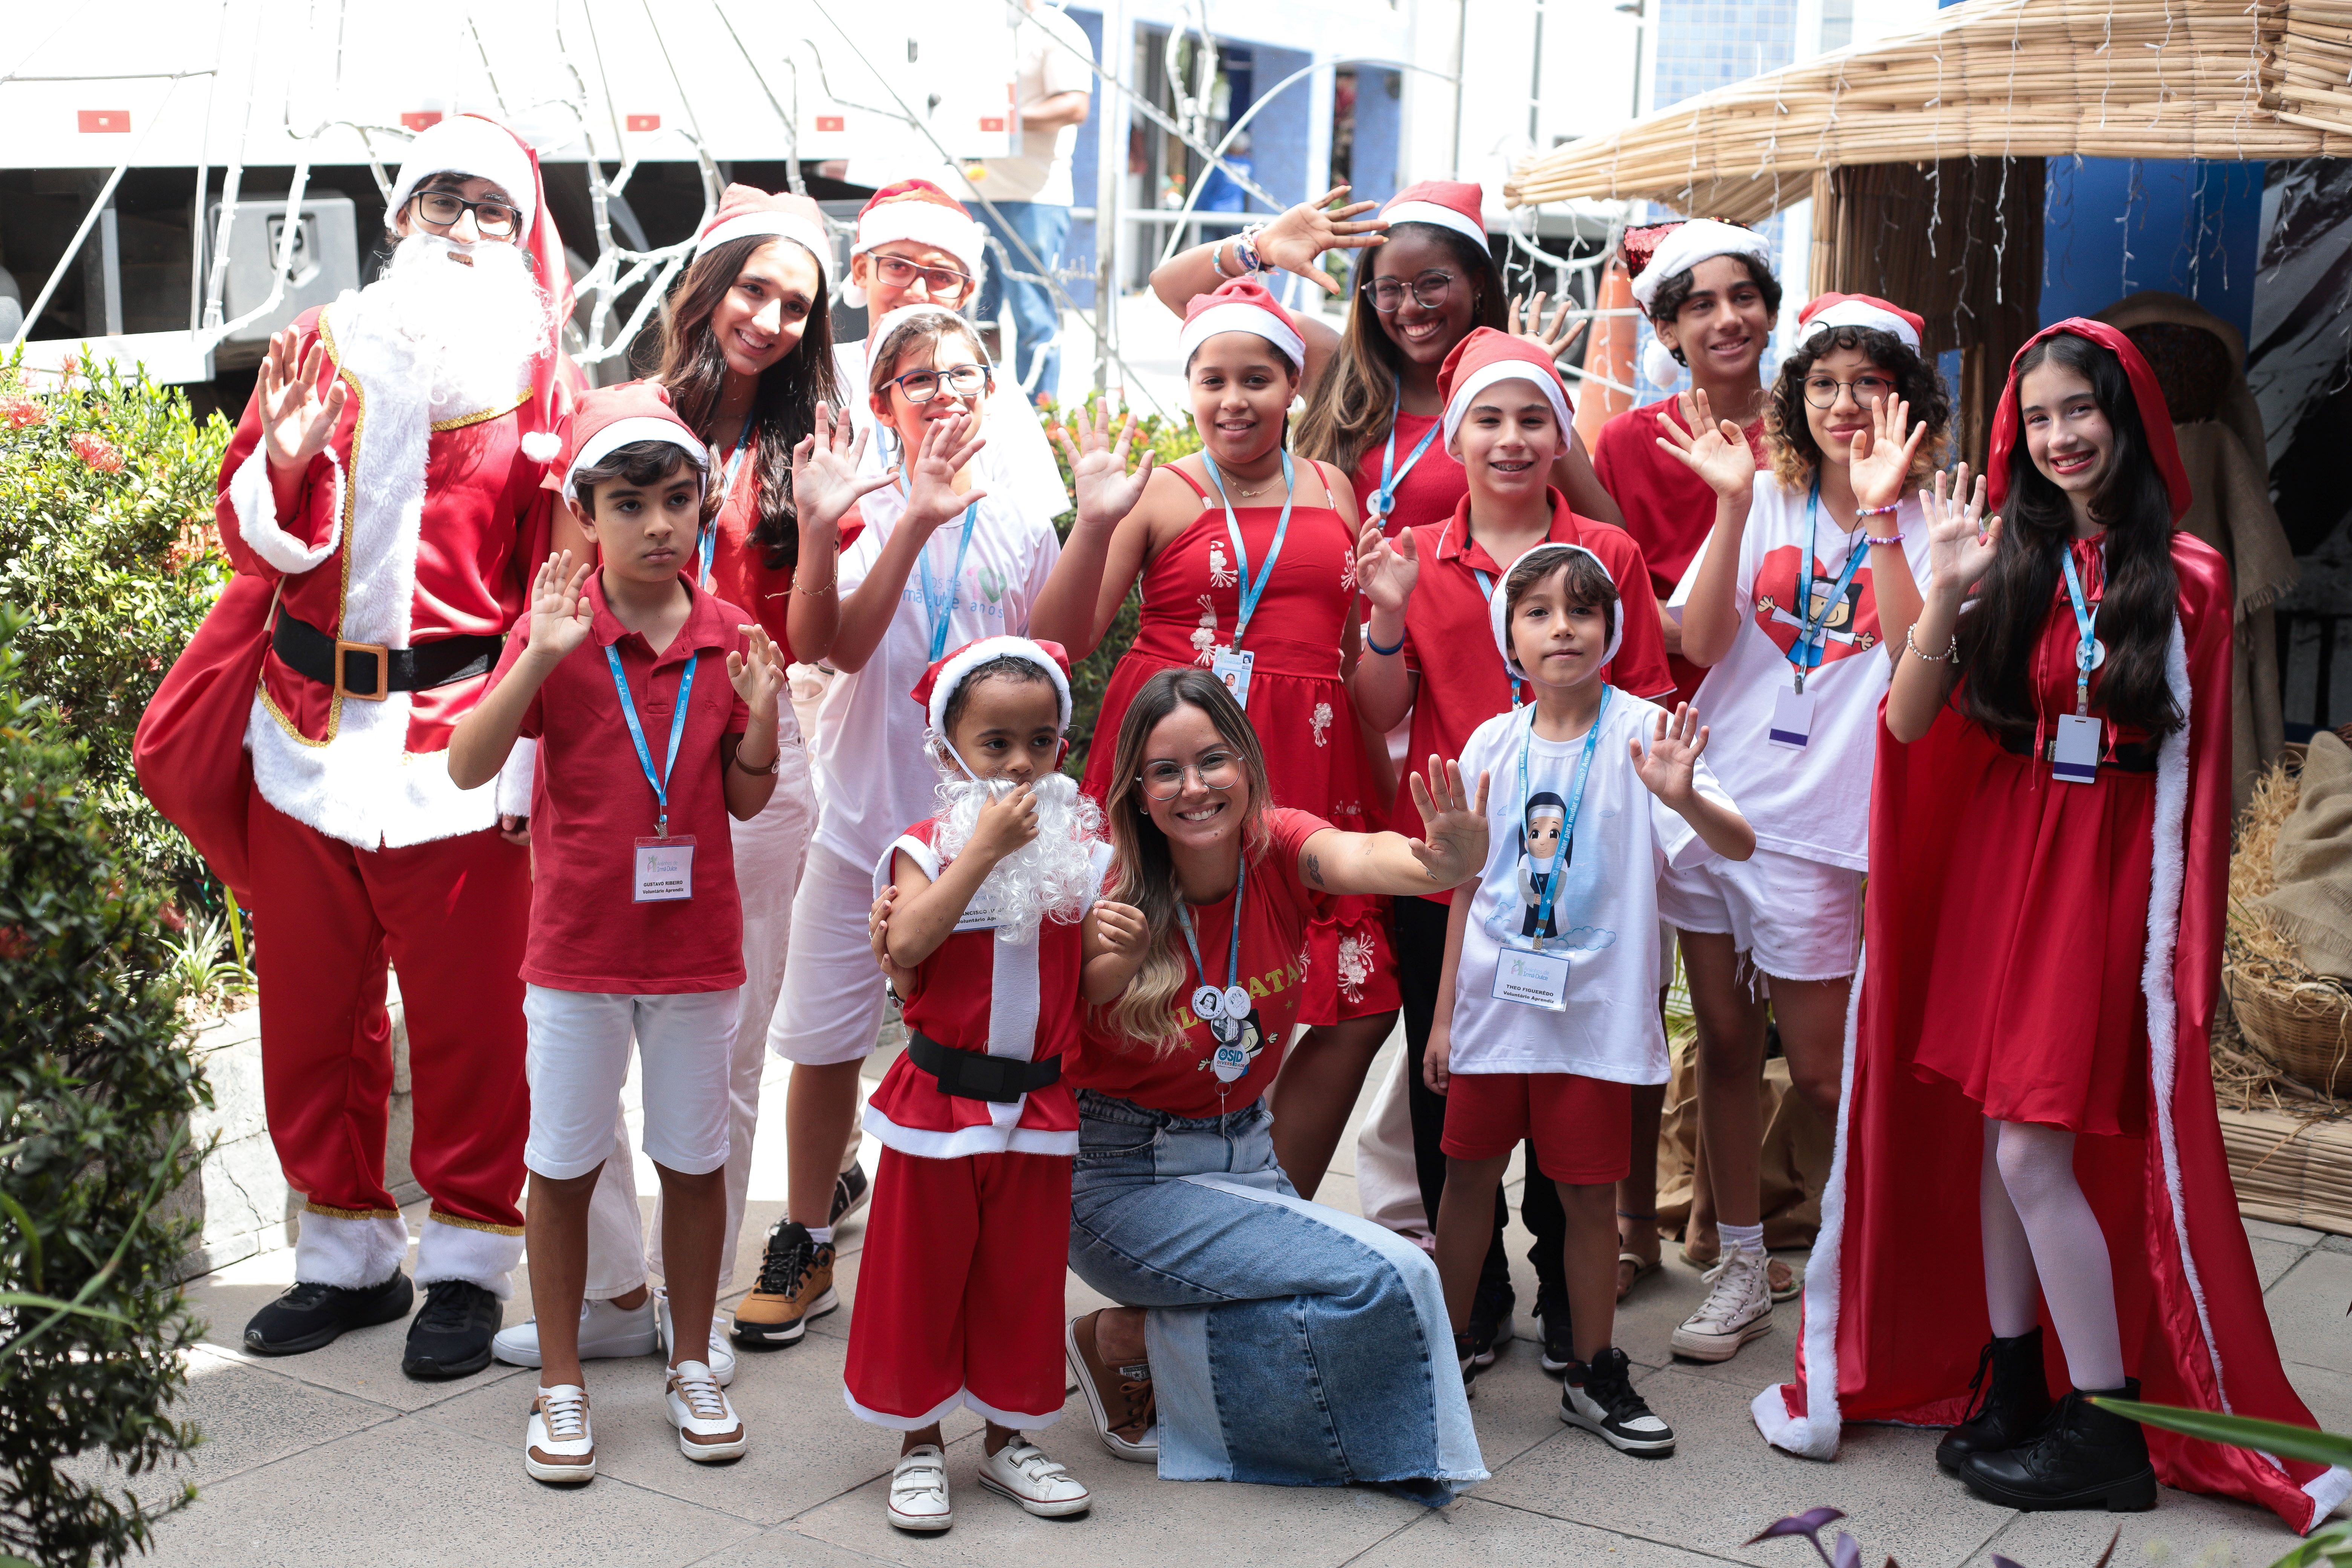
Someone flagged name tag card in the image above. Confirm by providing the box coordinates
[1492,948,1571,1011]
[634,836,696,902]
[954,890,1011,932]
[1769,687,1815,750]
[1211,648,1255,710]
[2053,714,2102,784]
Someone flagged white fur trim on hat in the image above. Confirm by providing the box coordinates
[1642,336,1685,391]
[696,213,833,277]
[1629,219,1773,311]
[1444,358,1573,449]
[1383,199,1488,249]
[1799,299,1922,354]
[842,204,986,309]
[564,416,709,501]
[928,636,1072,736]
[1178,301,1307,369]
[1488,542,1625,677]
[385,117,536,236]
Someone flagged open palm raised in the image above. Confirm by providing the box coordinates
[1054,401,1156,528]
[1922,463,2003,597]
[258,325,350,473]
[1654,387,1758,503]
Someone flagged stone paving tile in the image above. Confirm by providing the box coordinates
[1354,1497,1749,1568]
[165,1346,406,1485]
[2257,1250,2352,1378]
[2246,1219,2329,1248]
[2251,1237,2311,1293]
[1966,1484,2312,1567]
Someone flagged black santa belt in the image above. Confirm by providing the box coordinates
[1998,730,2159,774]
[272,611,503,701]
[906,1031,1062,1104]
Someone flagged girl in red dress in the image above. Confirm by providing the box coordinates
[1757,320,2347,1528]
[1030,278,1386,1196]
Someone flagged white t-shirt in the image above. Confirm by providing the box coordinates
[1667,481,1932,871]
[1447,692,1732,1084]
[961,7,1095,207]
[835,337,1072,526]
[810,484,1061,865]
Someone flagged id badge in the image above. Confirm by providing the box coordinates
[954,889,1009,931]
[1211,648,1255,709]
[633,836,697,902]
[1491,948,1571,1011]
[1769,686,1815,750]
[2052,713,2102,784]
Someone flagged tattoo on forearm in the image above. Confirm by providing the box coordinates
[1303,852,1324,887]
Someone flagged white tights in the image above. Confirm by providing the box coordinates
[1979,1118,2127,1392]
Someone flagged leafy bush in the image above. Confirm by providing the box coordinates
[1033,396,1204,775]
[0,603,210,1566]
[0,354,234,919]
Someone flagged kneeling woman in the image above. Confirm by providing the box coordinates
[1063,666,1489,1498]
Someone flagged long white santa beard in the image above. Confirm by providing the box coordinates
[931,771,1105,945]
[372,232,549,415]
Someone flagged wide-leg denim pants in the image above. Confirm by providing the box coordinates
[1067,1089,1486,1499]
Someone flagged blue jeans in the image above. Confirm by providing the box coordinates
[975,199,1069,400]
[1066,1090,1487,1500]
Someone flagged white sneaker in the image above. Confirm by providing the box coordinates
[888,1444,953,1532]
[977,1438,1092,1517]
[492,1294,658,1369]
[1669,1242,1775,1362]
[524,1384,595,1484]
[664,1361,748,1462]
[654,1287,735,1387]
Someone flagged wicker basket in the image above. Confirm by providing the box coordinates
[2225,965,2352,1099]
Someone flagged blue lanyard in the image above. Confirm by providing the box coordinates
[1470,565,1521,709]
[896,455,980,662]
[698,410,758,585]
[1373,373,1441,522]
[605,642,698,839]
[2060,545,2101,716]
[1514,688,1609,951]
[1788,480,1870,692]
[1198,449,1295,648]
[1175,855,1245,1019]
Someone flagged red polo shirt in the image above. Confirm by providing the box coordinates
[1389,489,1673,899]
[495,573,755,994]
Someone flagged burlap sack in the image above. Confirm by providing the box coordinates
[2254,730,2352,981]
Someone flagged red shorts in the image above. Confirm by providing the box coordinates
[1440,1070,1632,1184]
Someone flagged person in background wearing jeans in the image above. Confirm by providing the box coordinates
[960,0,1093,403]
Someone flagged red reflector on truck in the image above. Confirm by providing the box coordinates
[77,110,129,133]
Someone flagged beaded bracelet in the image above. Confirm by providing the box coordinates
[1905,623,1959,662]
[1865,532,1905,548]
[1210,239,1230,278]
[1364,628,1406,657]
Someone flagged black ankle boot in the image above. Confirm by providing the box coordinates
[1957,1377,2158,1512]
[1936,1327,2052,1472]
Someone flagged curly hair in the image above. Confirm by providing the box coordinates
[1642,254,1783,360]
[1763,325,1950,492]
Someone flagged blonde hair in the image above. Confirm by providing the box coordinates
[1094,669,1274,1053]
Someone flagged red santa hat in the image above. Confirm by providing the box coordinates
[384,113,576,465]
[842,180,988,309]
[1438,327,1574,448]
[1489,541,1625,676]
[1176,277,1307,369]
[1986,318,2191,523]
[1798,292,1925,355]
[911,637,1074,737]
[1380,180,1488,249]
[547,380,708,502]
[1624,217,1773,312]
[695,185,833,281]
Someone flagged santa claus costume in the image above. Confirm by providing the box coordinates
[845,637,1098,1530]
[170,114,574,1375]
[1755,320,2352,1530]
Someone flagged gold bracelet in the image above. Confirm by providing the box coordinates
[1905,623,1959,663]
[793,557,837,596]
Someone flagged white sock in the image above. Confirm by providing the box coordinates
[1720,1222,1765,1257]
[809,1226,834,1246]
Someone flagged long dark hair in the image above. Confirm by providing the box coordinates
[1957,331,2181,740]
[1293,222,1507,476]
[1762,325,1950,492]
[652,234,841,573]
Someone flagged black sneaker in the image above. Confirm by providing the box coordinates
[1533,1282,1575,1374]
[401,1280,502,1380]
[1562,1346,1676,1455]
[243,1273,413,1356]
[1465,1277,1515,1366]
[1454,1331,1482,1400]
[830,1163,871,1230]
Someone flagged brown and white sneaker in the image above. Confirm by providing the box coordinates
[665,1361,748,1462]
[1065,1310,1158,1463]
[524,1384,595,1484]
[730,1220,837,1347]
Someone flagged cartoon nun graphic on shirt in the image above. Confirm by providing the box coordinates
[1514,790,1568,941]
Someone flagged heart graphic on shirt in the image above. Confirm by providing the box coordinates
[1751,544,1883,671]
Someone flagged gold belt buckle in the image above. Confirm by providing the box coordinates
[334,639,390,701]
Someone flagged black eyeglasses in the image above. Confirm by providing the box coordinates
[1361,270,1459,313]
[872,253,975,299]
[1802,373,1899,410]
[885,364,992,404]
[408,190,521,237]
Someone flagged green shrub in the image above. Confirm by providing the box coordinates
[0,603,210,1567]
[1033,396,1204,775]
[0,354,234,920]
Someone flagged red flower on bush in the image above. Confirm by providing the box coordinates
[0,926,30,961]
[1,395,43,429]
[70,432,124,472]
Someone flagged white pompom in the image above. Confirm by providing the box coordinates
[521,429,563,462]
[1642,337,1684,394]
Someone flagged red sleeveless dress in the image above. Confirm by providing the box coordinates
[1081,461,1400,1024]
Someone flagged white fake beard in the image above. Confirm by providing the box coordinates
[930,769,1104,944]
[375,232,548,413]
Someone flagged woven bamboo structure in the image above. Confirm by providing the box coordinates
[1505,0,2352,222]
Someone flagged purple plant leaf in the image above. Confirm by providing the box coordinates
[1833,1531,1863,1568]
[1746,1507,1848,1548]
[1991,1558,2026,1568]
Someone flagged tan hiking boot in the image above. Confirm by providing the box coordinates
[1064,1309,1158,1462]
[730,1220,837,1347]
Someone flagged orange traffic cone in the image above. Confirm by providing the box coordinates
[1573,258,1641,449]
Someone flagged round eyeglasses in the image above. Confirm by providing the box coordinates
[884,364,993,404]
[872,253,975,299]
[1360,270,1459,314]
[1802,373,1899,410]
[1138,752,1242,801]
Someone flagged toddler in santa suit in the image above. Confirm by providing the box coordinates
[850,636,1144,1532]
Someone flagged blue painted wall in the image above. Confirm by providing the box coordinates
[2038,157,2264,342]
[1348,67,1401,210]
[1247,45,1316,215]
[1063,6,1107,308]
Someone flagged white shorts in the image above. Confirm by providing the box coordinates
[766,840,893,1066]
[523,986,738,1181]
[1657,848,1862,983]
